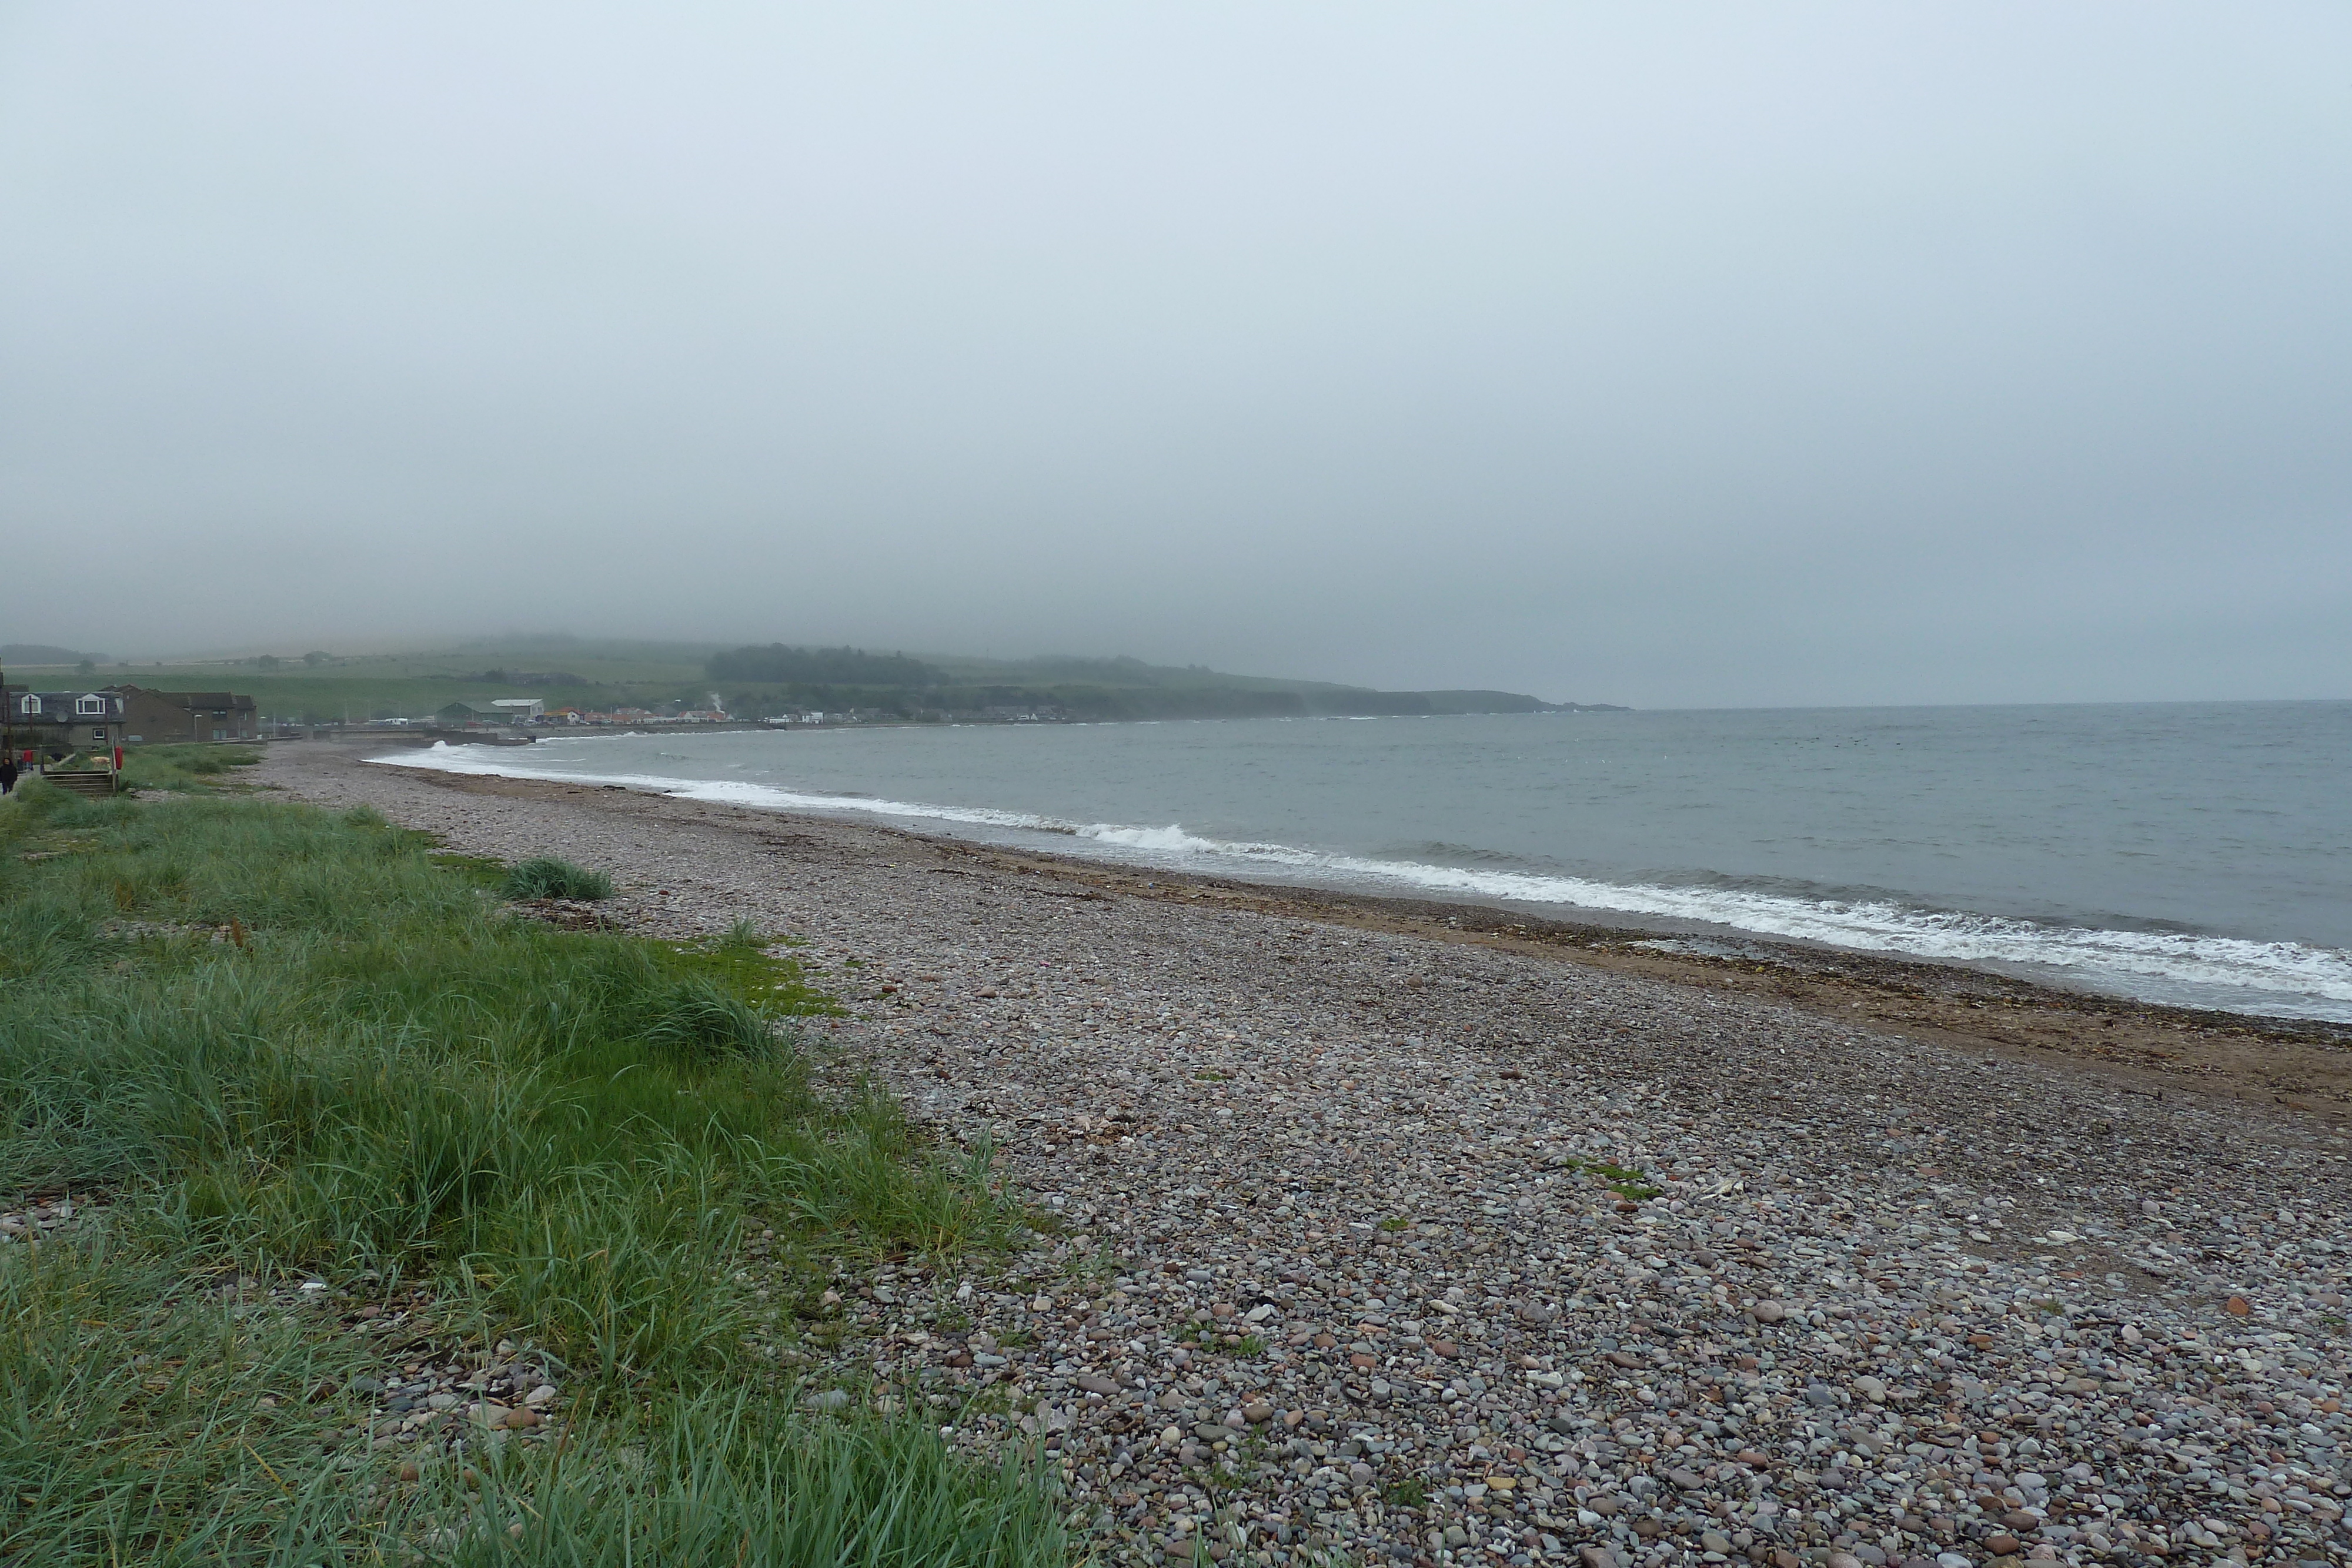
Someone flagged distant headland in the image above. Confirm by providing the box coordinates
[1,636,1626,728]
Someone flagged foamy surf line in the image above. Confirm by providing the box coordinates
[375,744,2352,1018]
[369,745,1060,831]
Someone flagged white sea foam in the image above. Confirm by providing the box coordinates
[373,743,2352,1017]
[375,744,1063,831]
[1076,823,1224,854]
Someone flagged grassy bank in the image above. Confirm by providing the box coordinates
[118,741,265,794]
[0,780,1063,1564]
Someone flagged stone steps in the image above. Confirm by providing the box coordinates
[42,770,118,797]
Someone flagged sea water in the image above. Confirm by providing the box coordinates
[380,701,2352,1022]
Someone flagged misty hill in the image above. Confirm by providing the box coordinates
[701,643,1622,720]
[65,637,1622,726]
[709,645,949,687]
[4,643,112,667]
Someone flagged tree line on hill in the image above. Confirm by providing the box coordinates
[701,643,1621,720]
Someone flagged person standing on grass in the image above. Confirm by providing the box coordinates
[0,755,15,794]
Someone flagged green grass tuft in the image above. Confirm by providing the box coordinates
[1557,1156,1663,1202]
[650,927,844,1017]
[1382,1476,1428,1509]
[439,1391,1069,1566]
[502,855,614,900]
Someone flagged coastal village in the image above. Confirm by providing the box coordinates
[0,686,899,743]
[4,681,779,744]
[4,683,259,753]
[2,683,780,784]
[3,643,1603,761]
[0,654,1078,798]
[433,700,1057,728]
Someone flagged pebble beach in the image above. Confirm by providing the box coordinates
[257,742,2352,1568]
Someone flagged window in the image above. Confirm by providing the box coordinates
[78,695,108,716]
[17,694,38,715]
[91,727,106,741]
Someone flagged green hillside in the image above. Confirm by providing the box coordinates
[696,645,1621,720]
[2,635,1621,724]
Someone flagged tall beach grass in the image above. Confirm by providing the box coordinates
[0,780,1061,1564]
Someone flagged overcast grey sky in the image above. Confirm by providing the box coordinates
[3,4,2347,707]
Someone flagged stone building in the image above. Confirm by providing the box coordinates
[112,687,260,743]
[3,688,126,755]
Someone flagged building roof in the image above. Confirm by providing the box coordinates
[6,687,123,715]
